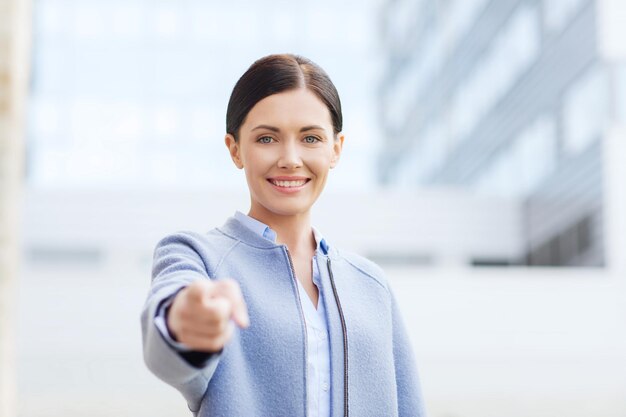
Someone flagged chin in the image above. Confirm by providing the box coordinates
[265,202,312,217]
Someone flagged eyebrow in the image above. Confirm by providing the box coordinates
[251,124,325,133]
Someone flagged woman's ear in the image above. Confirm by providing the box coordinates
[330,133,344,169]
[225,134,244,169]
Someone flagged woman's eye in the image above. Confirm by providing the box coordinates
[304,136,320,143]
[258,136,273,144]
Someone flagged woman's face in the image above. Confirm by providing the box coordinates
[225,88,344,219]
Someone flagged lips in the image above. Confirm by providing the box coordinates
[267,178,311,193]
[268,178,310,187]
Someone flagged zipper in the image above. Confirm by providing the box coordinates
[327,257,349,417]
[284,247,309,417]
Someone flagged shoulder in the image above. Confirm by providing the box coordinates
[334,247,390,293]
[154,228,236,252]
[153,228,240,273]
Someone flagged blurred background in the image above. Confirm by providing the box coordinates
[1,0,626,416]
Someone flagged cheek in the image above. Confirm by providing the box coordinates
[309,150,334,171]
[243,150,272,171]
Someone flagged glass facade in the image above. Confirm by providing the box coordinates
[379,0,613,266]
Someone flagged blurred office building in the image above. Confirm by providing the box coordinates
[24,0,527,269]
[378,0,626,267]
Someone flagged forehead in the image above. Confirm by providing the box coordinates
[242,88,333,130]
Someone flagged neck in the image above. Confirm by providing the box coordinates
[247,204,315,254]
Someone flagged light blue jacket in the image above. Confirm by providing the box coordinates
[141,214,426,417]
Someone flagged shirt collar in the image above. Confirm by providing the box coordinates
[234,210,329,255]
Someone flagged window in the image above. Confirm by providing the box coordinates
[473,116,556,198]
[562,65,608,156]
[449,5,540,145]
[515,116,557,195]
[544,0,586,33]
[415,121,447,182]
[441,0,490,52]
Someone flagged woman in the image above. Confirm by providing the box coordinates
[141,53,426,417]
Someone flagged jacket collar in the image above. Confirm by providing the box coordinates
[218,214,336,258]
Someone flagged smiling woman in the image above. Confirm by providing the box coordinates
[226,87,343,219]
[140,53,426,417]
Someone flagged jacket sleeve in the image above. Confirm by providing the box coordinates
[390,288,428,417]
[140,232,221,413]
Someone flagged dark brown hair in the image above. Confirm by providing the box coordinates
[226,53,343,141]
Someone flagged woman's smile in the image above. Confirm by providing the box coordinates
[267,176,312,194]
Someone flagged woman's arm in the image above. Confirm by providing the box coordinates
[140,233,222,413]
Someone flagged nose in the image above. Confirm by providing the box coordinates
[278,140,302,169]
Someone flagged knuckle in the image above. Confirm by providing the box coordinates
[177,306,193,322]
[213,318,228,334]
[202,301,219,316]
[187,286,204,301]
[190,279,213,295]
[177,324,191,338]
[205,314,221,329]
[205,298,231,318]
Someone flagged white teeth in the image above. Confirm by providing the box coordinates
[270,179,308,187]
